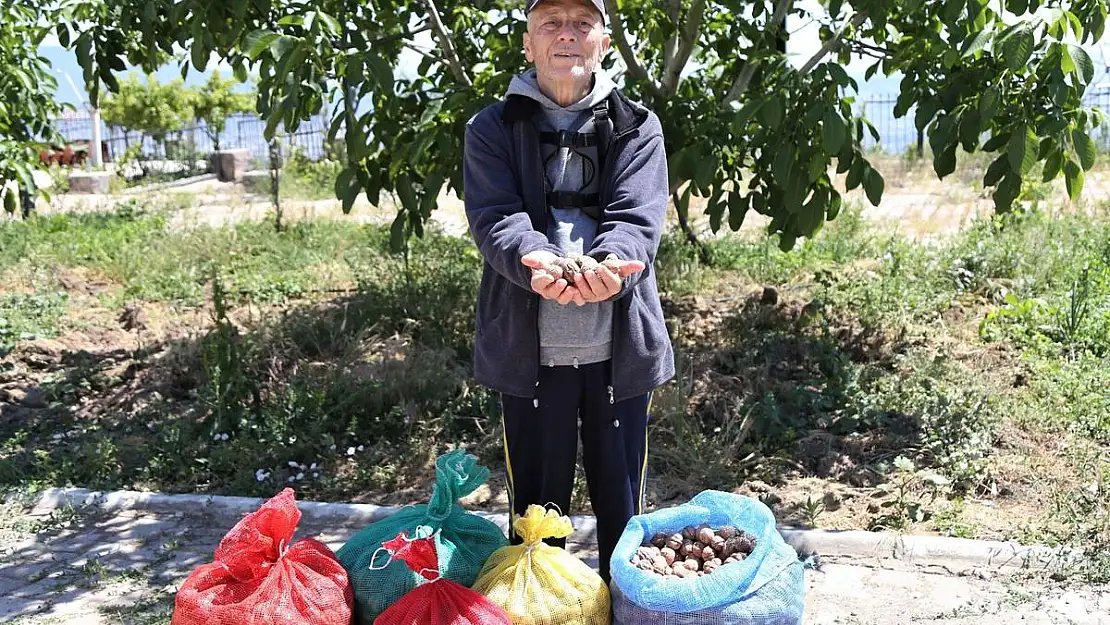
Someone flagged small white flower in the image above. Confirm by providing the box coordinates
[329,444,336,451]
[288,460,301,469]
[310,463,317,470]
[312,472,319,479]
[289,436,297,443]
[287,475,296,483]
[51,433,64,441]
[357,445,365,452]
[296,472,304,481]
[255,469,270,482]
[347,447,356,456]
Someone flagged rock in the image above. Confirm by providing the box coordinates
[23,339,66,358]
[760,286,779,306]
[2,387,48,408]
[68,171,112,194]
[457,483,492,507]
[212,149,251,183]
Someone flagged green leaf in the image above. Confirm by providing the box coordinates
[316,12,342,37]
[994,170,1016,213]
[389,211,407,254]
[1064,159,1084,200]
[822,110,848,154]
[336,167,360,214]
[1072,129,1096,170]
[1042,150,1063,181]
[191,39,209,72]
[983,131,1010,152]
[979,87,1001,122]
[1069,44,1095,84]
[396,173,419,215]
[774,148,794,186]
[1006,0,1029,14]
[731,97,765,121]
[846,158,864,190]
[367,52,394,91]
[915,99,939,132]
[1002,25,1034,71]
[759,96,784,129]
[961,28,992,57]
[959,110,981,152]
[934,145,957,178]
[244,30,280,60]
[983,155,1008,187]
[421,173,444,218]
[694,153,718,194]
[862,165,884,206]
[1007,125,1037,175]
[827,190,843,220]
[728,192,748,230]
[420,98,444,126]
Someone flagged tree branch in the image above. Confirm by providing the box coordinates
[603,0,664,101]
[663,0,681,70]
[720,0,794,110]
[845,37,891,60]
[661,0,707,95]
[800,11,869,74]
[418,0,472,87]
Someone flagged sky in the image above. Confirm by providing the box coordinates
[40,1,1110,109]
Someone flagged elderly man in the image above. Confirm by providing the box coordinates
[463,0,674,581]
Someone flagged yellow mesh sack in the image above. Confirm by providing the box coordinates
[471,505,611,625]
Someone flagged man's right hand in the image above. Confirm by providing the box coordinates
[522,251,585,306]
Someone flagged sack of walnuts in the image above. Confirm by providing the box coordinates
[472,504,610,625]
[337,450,508,624]
[608,490,805,624]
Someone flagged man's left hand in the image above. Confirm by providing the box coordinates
[574,256,646,303]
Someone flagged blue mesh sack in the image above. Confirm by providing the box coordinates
[337,450,508,625]
[609,490,805,624]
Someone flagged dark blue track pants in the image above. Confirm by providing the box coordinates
[499,361,651,582]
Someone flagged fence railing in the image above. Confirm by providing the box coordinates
[51,113,335,167]
[52,88,1110,166]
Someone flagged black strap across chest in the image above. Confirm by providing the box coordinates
[539,100,611,221]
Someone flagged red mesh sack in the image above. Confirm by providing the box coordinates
[374,528,512,625]
[172,488,353,625]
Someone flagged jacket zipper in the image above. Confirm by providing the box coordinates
[599,121,635,411]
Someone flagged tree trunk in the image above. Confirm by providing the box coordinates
[673,190,712,265]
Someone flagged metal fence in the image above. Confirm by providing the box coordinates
[51,111,335,167]
[51,87,1110,166]
[856,87,1110,155]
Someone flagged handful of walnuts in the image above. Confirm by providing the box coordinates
[541,253,623,283]
[630,524,757,579]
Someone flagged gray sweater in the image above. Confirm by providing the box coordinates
[505,69,616,367]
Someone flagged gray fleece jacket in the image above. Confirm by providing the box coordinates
[505,69,616,367]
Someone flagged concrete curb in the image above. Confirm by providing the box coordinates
[30,488,1077,573]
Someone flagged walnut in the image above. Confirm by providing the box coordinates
[682,525,699,541]
[718,525,738,540]
[697,527,716,545]
[660,547,677,565]
[666,533,684,550]
[650,532,669,548]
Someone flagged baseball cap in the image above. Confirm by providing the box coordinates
[525,0,607,24]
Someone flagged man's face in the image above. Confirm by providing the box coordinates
[524,0,611,84]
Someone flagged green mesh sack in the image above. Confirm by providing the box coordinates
[337,450,508,624]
